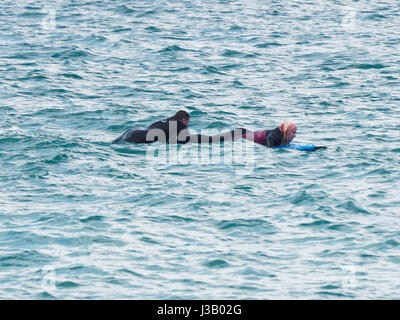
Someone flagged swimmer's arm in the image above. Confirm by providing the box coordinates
[185,134,212,144]
[175,133,211,144]
[181,128,248,144]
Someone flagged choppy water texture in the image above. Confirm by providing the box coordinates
[1,0,400,299]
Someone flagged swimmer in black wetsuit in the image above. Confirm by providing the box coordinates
[112,110,191,144]
[113,111,297,147]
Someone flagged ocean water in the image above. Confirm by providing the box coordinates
[1,0,399,299]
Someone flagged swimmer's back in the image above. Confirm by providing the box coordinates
[112,127,149,143]
[112,115,189,144]
[148,116,188,142]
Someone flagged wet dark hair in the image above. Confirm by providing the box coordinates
[174,110,190,120]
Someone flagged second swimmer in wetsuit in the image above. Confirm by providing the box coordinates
[187,121,297,147]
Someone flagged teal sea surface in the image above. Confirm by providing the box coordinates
[1,0,399,299]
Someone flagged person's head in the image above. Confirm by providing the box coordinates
[279,121,297,144]
[174,110,190,126]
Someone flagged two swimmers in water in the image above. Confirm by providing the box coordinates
[112,110,297,147]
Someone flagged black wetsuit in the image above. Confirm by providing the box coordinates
[265,127,284,147]
[112,115,190,144]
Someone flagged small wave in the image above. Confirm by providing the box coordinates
[167,66,191,72]
[324,81,351,88]
[290,190,314,205]
[145,26,161,33]
[35,292,57,300]
[57,281,80,288]
[336,200,372,215]
[79,215,104,223]
[299,218,331,228]
[114,5,136,14]
[216,218,276,235]
[158,45,189,53]
[19,74,49,81]
[316,291,348,298]
[203,259,230,269]
[61,73,84,80]
[140,236,160,245]
[0,250,52,267]
[254,42,282,48]
[219,63,242,71]
[18,11,42,18]
[118,269,146,278]
[221,49,243,57]
[2,53,29,60]
[229,24,246,31]
[82,34,107,43]
[137,9,157,17]
[180,88,204,99]
[365,14,388,20]
[345,63,387,70]
[43,152,69,164]
[51,47,93,59]
[202,65,227,75]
